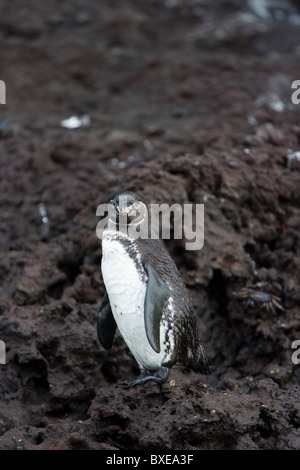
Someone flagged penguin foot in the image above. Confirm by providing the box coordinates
[115,367,171,389]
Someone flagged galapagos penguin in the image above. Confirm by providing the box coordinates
[97,191,215,388]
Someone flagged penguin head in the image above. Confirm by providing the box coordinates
[109,191,147,226]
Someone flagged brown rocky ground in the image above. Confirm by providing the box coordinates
[0,0,300,450]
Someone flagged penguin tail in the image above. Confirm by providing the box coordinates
[190,344,216,375]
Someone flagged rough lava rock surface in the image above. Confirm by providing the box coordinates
[0,0,300,450]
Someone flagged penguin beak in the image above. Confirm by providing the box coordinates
[109,199,119,214]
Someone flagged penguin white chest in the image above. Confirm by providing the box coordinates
[101,238,145,319]
[101,236,165,370]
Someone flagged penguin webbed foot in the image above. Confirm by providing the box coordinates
[115,366,170,389]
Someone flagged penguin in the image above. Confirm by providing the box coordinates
[97,190,215,388]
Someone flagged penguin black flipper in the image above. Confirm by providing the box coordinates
[97,291,117,349]
[144,263,171,354]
